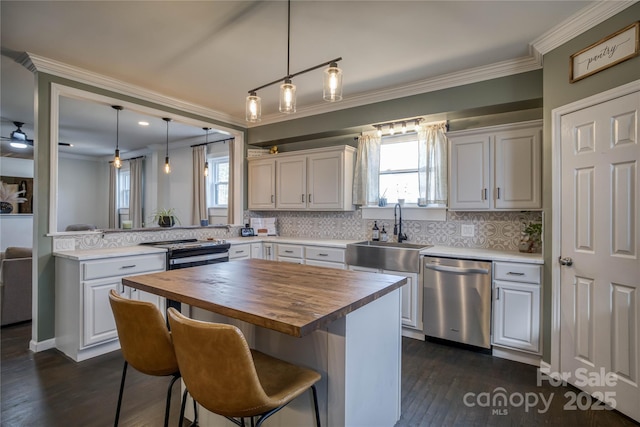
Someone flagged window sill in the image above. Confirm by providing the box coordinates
[361,206,447,222]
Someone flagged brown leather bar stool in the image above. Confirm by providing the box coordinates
[108,290,196,427]
[167,307,322,427]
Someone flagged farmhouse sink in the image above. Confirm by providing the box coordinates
[345,241,432,273]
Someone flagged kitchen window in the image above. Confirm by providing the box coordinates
[207,156,229,207]
[379,135,420,204]
[117,167,130,209]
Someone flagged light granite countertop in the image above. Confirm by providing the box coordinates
[53,237,543,264]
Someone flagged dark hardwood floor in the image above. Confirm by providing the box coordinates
[2,322,638,426]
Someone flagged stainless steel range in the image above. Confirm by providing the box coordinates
[141,238,231,311]
[142,238,231,269]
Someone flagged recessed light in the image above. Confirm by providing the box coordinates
[138,121,150,126]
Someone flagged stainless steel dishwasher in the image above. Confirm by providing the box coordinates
[422,256,492,349]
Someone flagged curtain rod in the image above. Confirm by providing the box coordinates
[190,137,235,148]
[109,155,145,164]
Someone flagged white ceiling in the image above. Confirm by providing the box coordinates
[0,0,631,159]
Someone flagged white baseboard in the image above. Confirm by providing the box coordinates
[402,328,425,340]
[492,346,541,366]
[29,338,56,353]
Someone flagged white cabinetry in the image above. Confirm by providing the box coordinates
[348,265,421,333]
[492,261,542,354]
[448,120,542,210]
[276,244,305,264]
[248,158,276,209]
[55,252,166,362]
[305,246,345,269]
[248,145,356,211]
[229,243,251,261]
[251,242,263,259]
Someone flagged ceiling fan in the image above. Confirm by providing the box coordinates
[1,122,34,148]
[1,121,72,148]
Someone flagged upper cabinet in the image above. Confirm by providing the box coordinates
[248,145,356,211]
[448,120,542,210]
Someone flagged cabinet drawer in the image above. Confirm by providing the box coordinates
[305,246,345,263]
[276,244,304,259]
[493,262,541,283]
[83,254,165,281]
[230,244,251,259]
[305,259,345,269]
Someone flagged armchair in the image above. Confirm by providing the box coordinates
[0,247,32,326]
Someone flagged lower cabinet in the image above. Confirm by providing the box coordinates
[55,252,166,362]
[348,265,421,333]
[492,261,542,354]
[229,243,251,261]
[305,245,345,269]
[276,244,305,264]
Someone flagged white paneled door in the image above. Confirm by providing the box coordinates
[560,90,640,421]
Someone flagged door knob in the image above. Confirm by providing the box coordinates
[558,256,573,266]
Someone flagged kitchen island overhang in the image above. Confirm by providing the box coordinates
[122,259,406,427]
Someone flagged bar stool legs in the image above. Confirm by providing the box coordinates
[178,388,199,427]
[114,361,184,427]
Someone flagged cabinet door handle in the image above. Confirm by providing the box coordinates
[318,253,328,257]
[271,195,274,203]
[284,250,293,253]
[496,287,500,300]
[121,265,136,269]
[235,250,245,254]
[496,187,501,199]
[483,188,487,200]
[302,194,305,202]
[308,194,311,203]
[507,272,524,276]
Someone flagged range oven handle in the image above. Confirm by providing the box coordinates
[170,251,228,266]
[424,264,489,275]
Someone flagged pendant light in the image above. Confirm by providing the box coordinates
[245,0,342,121]
[162,118,171,174]
[246,92,261,122]
[203,127,211,177]
[323,62,343,102]
[112,105,123,168]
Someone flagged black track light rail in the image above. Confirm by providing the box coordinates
[190,137,235,148]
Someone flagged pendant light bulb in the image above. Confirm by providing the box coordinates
[112,105,123,169]
[323,62,343,102]
[279,79,296,113]
[163,117,172,174]
[389,123,396,136]
[246,92,261,122]
[401,122,407,134]
[204,161,209,177]
[414,119,422,132]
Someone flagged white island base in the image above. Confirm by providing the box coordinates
[183,288,402,427]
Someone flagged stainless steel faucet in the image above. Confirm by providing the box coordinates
[393,203,408,243]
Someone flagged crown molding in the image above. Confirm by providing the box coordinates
[251,55,541,127]
[19,53,246,130]
[530,0,638,61]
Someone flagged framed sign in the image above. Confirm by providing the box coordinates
[570,21,639,83]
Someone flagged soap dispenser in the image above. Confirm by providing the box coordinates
[372,221,380,241]
[380,224,388,242]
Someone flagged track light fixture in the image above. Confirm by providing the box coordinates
[245,0,343,122]
[162,118,172,174]
[373,118,427,137]
[112,106,123,169]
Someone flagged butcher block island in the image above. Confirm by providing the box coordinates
[123,258,407,427]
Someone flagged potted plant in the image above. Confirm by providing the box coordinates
[519,221,542,253]
[0,181,27,214]
[150,208,180,228]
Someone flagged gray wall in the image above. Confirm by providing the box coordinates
[541,4,640,362]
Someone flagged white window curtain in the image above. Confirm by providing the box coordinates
[352,131,381,206]
[227,140,235,225]
[129,158,144,228]
[192,145,207,225]
[108,164,117,228]
[418,122,448,205]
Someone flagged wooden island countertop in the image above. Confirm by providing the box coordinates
[122,258,407,337]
